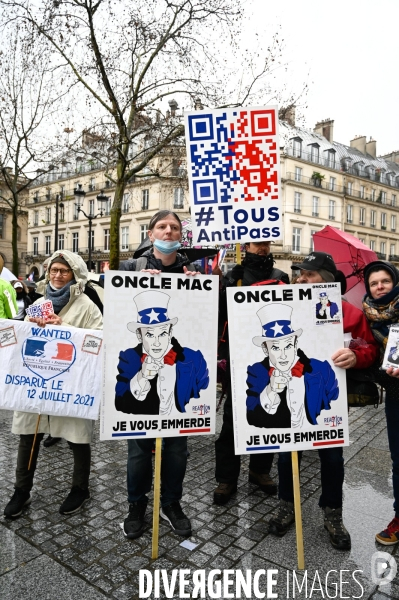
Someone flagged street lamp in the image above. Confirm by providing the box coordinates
[74,185,109,272]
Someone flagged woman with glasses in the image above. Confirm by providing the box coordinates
[4,250,103,520]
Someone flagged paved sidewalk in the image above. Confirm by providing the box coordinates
[1,404,398,599]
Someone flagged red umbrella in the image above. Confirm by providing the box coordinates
[313,225,378,309]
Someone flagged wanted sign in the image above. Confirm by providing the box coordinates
[101,272,218,440]
[0,319,103,419]
[227,283,349,454]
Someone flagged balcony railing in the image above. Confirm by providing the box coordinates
[285,172,345,194]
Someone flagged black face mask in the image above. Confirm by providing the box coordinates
[242,251,274,271]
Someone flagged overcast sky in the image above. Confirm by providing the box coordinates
[245,0,398,156]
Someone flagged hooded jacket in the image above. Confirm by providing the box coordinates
[12,250,103,443]
[0,279,17,319]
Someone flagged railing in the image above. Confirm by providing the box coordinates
[376,252,387,259]
[389,255,399,261]
[285,172,345,194]
[281,245,313,255]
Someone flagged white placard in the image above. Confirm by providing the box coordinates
[101,272,218,440]
[184,106,281,245]
[0,319,103,419]
[227,283,349,454]
[382,326,399,369]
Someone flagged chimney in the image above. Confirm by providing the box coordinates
[168,99,178,117]
[314,119,334,143]
[366,137,376,158]
[279,105,296,127]
[380,150,399,166]
[350,135,366,155]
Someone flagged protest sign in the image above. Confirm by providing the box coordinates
[184,106,281,246]
[382,326,399,369]
[227,283,349,454]
[0,319,103,419]
[100,272,218,440]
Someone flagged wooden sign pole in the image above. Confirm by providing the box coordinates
[291,451,305,570]
[151,437,162,559]
[28,414,41,470]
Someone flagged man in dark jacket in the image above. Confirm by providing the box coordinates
[213,241,289,504]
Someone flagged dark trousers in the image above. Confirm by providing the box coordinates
[215,389,274,484]
[15,434,91,492]
[385,392,399,516]
[278,446,344,509]
[127,437,188,507]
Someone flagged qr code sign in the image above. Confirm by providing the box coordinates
[185,106,281,245]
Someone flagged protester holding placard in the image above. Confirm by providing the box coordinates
[11,280,32,320]
[213,241,289,505]
[4,250,103,519]
[363,260,399,545]
[118,210,199,539]
[268,252,378,550]
[0,256,17,319]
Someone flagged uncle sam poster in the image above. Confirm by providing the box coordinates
[0,319,103,420]
[101,272,218,440]
[227,283,349,454]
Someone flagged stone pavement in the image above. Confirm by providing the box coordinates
[1,403,399,600]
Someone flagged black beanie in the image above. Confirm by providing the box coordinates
[363,261,399,295]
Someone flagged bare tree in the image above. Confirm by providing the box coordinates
[0,20,63,274]
[3,0,293,268]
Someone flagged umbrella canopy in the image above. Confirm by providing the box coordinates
[313,225,378,309]
[0,266,18,281]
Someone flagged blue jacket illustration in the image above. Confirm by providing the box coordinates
[115,337,209,415]
[246,349,339,428]
[316,301,339,320]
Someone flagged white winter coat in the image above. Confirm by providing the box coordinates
[12,250,103,443]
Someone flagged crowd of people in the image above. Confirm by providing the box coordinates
[1,210,399,550]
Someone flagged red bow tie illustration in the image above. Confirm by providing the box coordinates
[269,360,305,378]
[141,348,177,366]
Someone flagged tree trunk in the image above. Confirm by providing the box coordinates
[109,178,126,270]
[11,200,19,276]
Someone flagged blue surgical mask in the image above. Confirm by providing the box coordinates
[153,239,181,254]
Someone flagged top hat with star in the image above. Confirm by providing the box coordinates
[319,291,328,298]
[252,304,302,347]
[127,291,178,333]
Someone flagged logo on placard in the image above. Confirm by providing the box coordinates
[371,551,397,585]
[22,337,76,380]
[81,334,102,355]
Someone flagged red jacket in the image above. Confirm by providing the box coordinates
[342,301,379,369]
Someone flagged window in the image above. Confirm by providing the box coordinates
[45,207,51,224]
[292,228,301,252]
[360,185,365,199]
[72,232,79,253]
[381,213,387,229]
[60,185,65,198]
[88,230,94,251]
[34,211,39,226]
[33,236,38,255]
[329,177,336,191]
[140,224,149,242]
[370,240,376,251]
[45,235,51,255]
[89,199,94,216]
[359,238,365,244]
[381,242,386,256]
[295,167,302,182]
[359,208,366,225]
[74,204,79,220]
[58,234,65,250]
[347,182,353,196]
[142,189,149,210]
[310,145,319,163]
[329,199,335,220]
[346,204,353,223]
[310,230,317,252]
[104,197,111,216]
[17,226,21,242]
[312,196,319,217]
[174,187,184,209]
[370,210,376,227]
[294,192,301,213]
[121,226,129,250]
[392,194,397,207]
[33,191,39,203]
[122,193,129,213]
[326,151,335,168]
[59,203,65,221]
[390,244,396,257]
[104,229,110,251]
[391,215,396,232]
[89,177,96,191]
[381,191,387,204]
[371,189,376,202]
[293,139,302,158]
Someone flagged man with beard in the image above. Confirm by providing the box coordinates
[213,241,289,505]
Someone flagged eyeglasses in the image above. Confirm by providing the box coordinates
[49,268,72,276]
